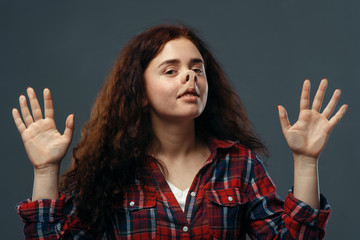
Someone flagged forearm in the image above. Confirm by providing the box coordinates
[32,165,60,201]
[293,154,320,209]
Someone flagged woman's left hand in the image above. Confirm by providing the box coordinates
[278,79,348,162]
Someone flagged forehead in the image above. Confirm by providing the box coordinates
[151,38,203,64]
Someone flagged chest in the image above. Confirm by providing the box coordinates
[107,155,249,239]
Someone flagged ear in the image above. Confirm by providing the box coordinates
[141,98,150,113]
[142,96,148,107]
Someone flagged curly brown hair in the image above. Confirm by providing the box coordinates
[60,24,268,237]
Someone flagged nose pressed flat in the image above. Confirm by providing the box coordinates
[186,74,197,82]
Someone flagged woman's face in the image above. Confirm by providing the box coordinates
[144,38,208,123]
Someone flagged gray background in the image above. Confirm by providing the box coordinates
[1,0,359,239]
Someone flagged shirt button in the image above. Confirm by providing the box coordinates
[190,191,196,197]
[183,226,189,232]
[129,201,135,206]
[228,196,233,202]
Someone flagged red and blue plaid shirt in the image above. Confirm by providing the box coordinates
[17,138,331,239]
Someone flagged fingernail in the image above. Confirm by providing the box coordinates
[44,88,50,95]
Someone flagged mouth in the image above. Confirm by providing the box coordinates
[178,88,200,98]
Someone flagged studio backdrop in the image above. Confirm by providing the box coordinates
[1,1,359,239]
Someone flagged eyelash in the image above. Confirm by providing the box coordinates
[164,68,203,75]
[192,68,202,74]
[165,70,176,75]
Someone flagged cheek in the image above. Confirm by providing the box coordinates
[146,83,176,106]
[203,88,208,104]
[147,85,160,97]
[200,79,209,99]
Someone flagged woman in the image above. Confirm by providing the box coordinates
[13,24,347,239]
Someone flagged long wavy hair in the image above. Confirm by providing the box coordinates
[60,24,268,237]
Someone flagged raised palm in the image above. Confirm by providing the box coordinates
[12,88,74,170]
[278,79,347,160]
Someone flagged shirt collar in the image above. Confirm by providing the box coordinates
[146,138,238,169]
[205,137,237,164]
[208,137,237,150]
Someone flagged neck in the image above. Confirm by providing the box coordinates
[149,117,199,160]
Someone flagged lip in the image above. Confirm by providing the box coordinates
[179,95,199,103]
[177,88,200,98]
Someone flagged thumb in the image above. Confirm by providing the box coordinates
[63,114,75,142]
[277,105,291,134]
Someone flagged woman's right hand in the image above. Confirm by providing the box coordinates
[12,87,74,174]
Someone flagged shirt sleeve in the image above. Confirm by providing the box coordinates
[245,154,331,240]
[16,193,94,240]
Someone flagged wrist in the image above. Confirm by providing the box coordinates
[293,154,318,167]
[293,154,319,179]
[34,164,60,177]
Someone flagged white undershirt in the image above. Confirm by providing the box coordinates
[166,181,190,212]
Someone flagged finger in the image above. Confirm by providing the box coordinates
[63,114,75,142]
[19,95,34,127]
[278,105,291,134]
[44,88,54,119]
[27,87,43,121]
[322,89,341,118]
[311,78,327,111]
[329,104,348,128]
[12,108,26,135]
[300,79,310,110]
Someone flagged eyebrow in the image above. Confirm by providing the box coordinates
[157,58,204,69]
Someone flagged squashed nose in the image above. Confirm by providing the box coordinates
[186,71,197,82]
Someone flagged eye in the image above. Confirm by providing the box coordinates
[165,69,177,75]
[192,68,203,74]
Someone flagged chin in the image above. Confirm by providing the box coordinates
[183,110,203,120]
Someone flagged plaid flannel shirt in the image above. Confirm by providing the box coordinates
[17,138,331,239]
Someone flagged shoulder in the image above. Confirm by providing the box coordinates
[209,137,263,164]
[209,138,268,183]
